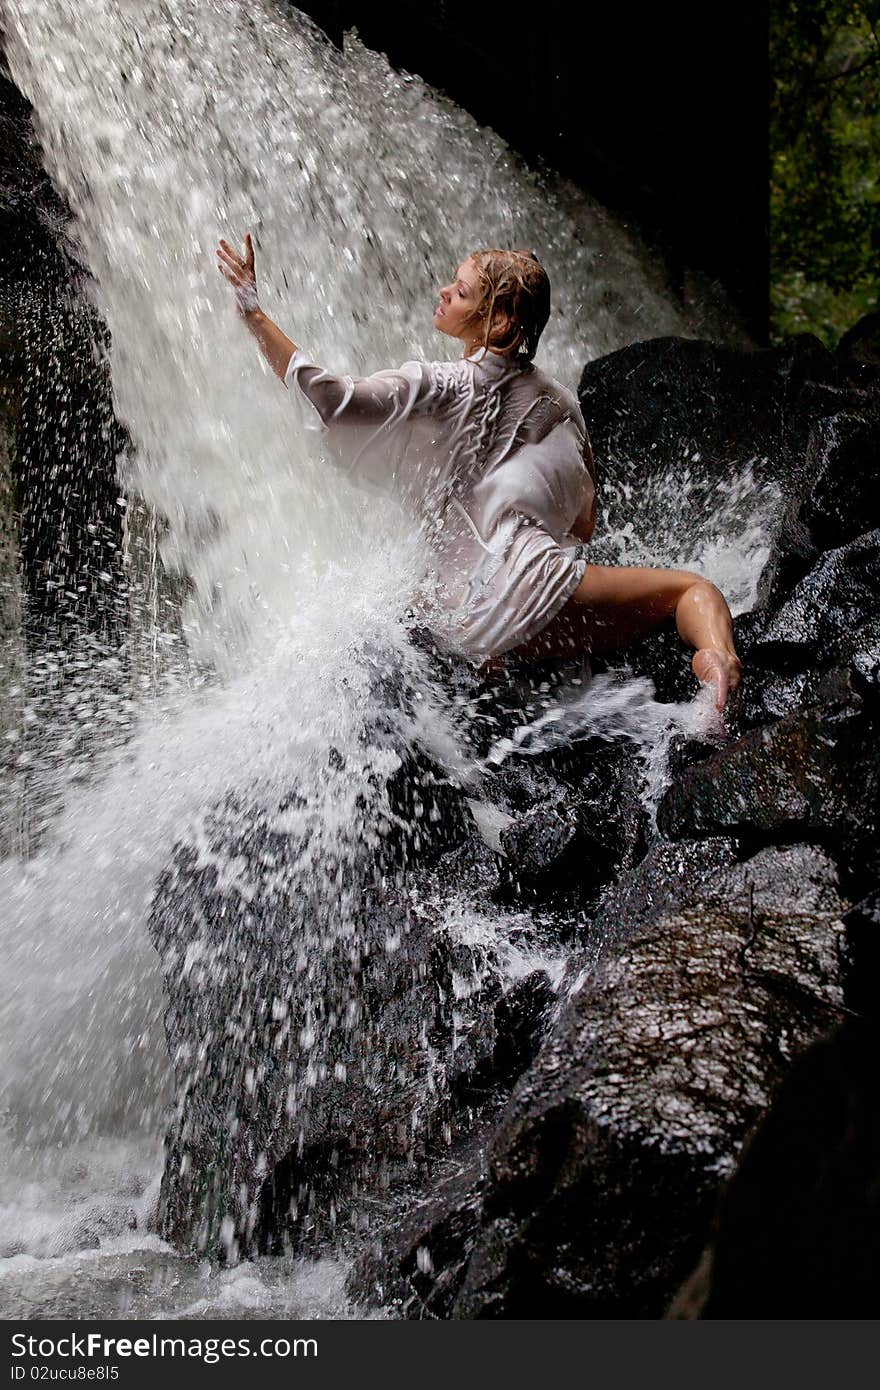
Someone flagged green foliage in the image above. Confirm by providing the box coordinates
[771,0,880,344]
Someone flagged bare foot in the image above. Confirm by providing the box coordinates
[692,647,742,713]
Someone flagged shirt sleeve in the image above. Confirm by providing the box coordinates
[284,348,436,428]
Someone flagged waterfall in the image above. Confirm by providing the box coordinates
[0,0,770,1313]
[1,0,749,667]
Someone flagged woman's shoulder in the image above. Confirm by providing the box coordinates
[369,357,472,399]
[390,356,472,382]
[524,363,584,423]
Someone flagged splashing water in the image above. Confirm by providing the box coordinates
[480,669,719,812]
[0,0,767,1314]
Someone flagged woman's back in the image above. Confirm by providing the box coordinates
[285,345,595,660]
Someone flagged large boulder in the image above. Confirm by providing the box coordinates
[670,1018,880,1318]
[745,529,880,675]
[578,334,835,489]
[454,845,848,1317]
[151,788,445,1257]
[656,691,878,886]
[756,407,880,608]
[148,649,494,1261]
[587,834,739,951]
[350,839,739,1316]
[348,1129,490,1320]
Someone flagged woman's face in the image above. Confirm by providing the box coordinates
[434,258,485,348]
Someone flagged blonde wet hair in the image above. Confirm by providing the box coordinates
[465,248,551,363]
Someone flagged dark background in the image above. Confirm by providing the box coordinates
[296,1,769,342]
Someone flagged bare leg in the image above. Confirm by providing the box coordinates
[509,564,742,711]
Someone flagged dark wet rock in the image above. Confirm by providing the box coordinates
[797,412,880,554]
[575,337,843,644]
[150,667,568,1258]
[487,972,555,1085]
[745,530,880,678]
[602,623,703,706]
[672,1019,880,1318]
[384,743,470,866]
[656,695,878,884]
[838,890,880,1018]
[576,333,880,686]
[347,977,554,1318]
[588,836,739,953]
[349,1133,489,1320]
[754,410,880,608]
[0,68,128,646]
[151,790,438,1255]
[446,970,555,1105]
[392,1163,486,1320]
[578,334,834,490]
[837,311,880,372]
[666,733,722,780]
[454,845,848,1318]
[500,801,579,879]
[405,841,740,1310]
[473,655,595,764]
[751,491,821,614]
[0,66,71,272]
[149,629,652,1258]
[150,732,487,1258]
[488,739,650,906]
[729,661,869,739]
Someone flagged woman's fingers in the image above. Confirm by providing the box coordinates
[216,237,257,280]
[692,648,742,712]
[217,242,243,270]
[217,261,244,288]
[216,234,258,317]
[217,259,243,284]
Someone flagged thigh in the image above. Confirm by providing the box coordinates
[510,563,699,661]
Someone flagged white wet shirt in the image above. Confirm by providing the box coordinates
[285,345,596,661]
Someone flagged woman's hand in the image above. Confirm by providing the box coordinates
[215,234,299,381]
[692,646,742,714]
[216,232,260,315]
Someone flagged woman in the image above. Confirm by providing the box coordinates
[216,234,742,711]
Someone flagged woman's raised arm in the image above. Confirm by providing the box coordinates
[216,233,298,381]
[216,232,438,425]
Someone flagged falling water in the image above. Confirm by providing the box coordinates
[0,0,772,1315]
